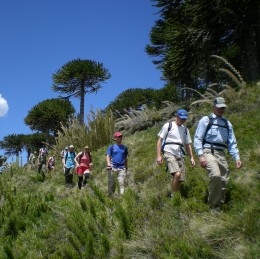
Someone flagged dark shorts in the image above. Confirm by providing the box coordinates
[65,167,74,175]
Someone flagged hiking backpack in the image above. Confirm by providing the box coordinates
[65,151,77,162]
[161,122,187,156]
[202,114,230,148]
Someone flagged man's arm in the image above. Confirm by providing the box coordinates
[185,144,195,167]
[74,152,82,167]
[156,138,163,165]
[194,117,208,169]
[106,154,112,169]
[227,122,242,165]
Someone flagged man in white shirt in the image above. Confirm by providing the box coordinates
[157,109,195,195]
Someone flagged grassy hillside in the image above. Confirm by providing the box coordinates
[0,83,259,258]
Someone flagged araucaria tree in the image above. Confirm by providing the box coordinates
[24,98,75,137]
[146,0,260,93]
[52,59,111,123]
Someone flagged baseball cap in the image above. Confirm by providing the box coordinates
[114,132,123,138]
[84,145,89,149]
[177,109,188,119]
[65,146,68,149]
[214,97,227,108]
[69,145,74,148]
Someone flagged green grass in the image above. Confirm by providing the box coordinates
[0,83,259,258]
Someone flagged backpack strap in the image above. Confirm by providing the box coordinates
[161,122,172,154]
[165,122,172,142]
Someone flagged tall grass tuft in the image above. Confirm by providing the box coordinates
[55,108,114,153]
[212,55,246,88]
[114,203,132,239]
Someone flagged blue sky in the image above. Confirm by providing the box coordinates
[0,0,164,163]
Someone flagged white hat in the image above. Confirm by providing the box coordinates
[69,145,74,148]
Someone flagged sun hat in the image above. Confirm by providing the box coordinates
[69,145,74,148]
[214,97,227,108]
[177,109,188,119]
[114,132,123,138]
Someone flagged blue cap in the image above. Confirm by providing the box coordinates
[177,109,188,119]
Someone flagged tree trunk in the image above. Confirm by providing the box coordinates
[79,82,85,124]
[241,0,260,82]
[255,1,260,81]
[242,27,259,82]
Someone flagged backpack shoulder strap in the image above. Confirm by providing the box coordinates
[184,125,188,135]
[164,121,172,141]
[222,117,230,144]
[222,117,229,131]
[204,115,213,136]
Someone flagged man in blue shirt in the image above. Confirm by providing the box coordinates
[106,132,128,196]
[194,97,242,210]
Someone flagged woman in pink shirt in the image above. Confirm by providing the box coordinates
[74,146,93,189]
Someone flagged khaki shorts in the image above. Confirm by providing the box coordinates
[163,152,186,182]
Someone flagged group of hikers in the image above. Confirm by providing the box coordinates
[28,147,55,174]
[60,135,128,194]
[28,97,242,211]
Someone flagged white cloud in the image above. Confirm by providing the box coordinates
[0,94,9,117]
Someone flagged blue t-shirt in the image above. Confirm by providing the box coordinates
[106,144,128,169]
[65,151,76,168]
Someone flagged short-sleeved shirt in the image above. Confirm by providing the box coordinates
[39,148,48,163]
[39,147,48,156]
[48,157,55,167]
[60,150,68,158]
[78,151,91,169]
[65,151,76,168]
[106,144,128,169]
[158,121,192,157]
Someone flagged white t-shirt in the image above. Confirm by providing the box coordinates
[158,121,192,157]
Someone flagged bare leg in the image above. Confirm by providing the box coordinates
[171,172,181,192]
